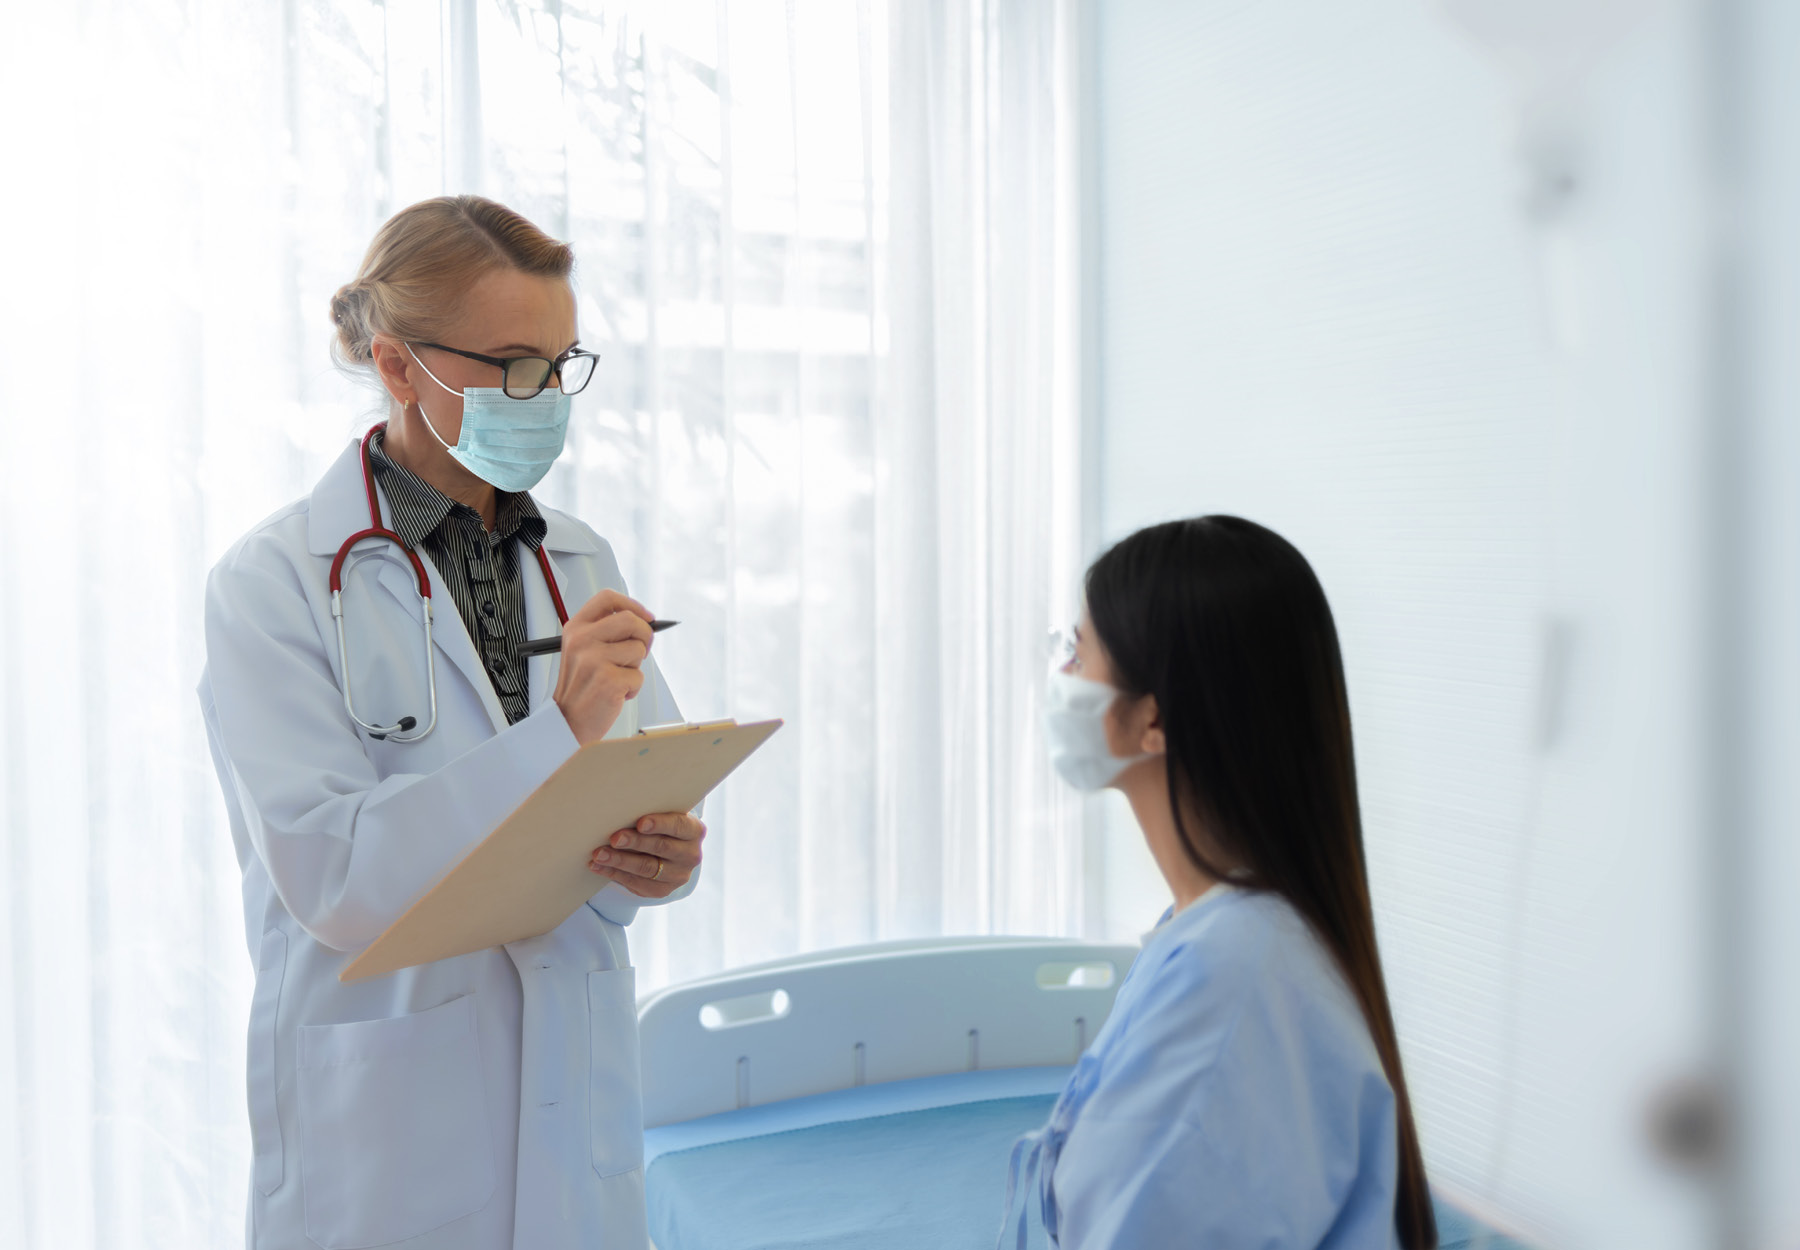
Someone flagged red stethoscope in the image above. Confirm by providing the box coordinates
[328,423,570,742]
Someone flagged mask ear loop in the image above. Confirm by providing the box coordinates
[402,343,463,454]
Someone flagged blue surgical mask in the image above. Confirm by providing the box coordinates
[407,345,571,492]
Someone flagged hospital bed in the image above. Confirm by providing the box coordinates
[638,938,1528,1249]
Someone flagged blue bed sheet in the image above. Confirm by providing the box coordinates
[644,1068,1529,1250]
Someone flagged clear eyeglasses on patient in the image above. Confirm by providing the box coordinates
[409,341,600,399]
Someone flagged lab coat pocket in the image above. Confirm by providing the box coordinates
[587,967,645,1178]
[248,930,286,1196]
[297,994,496,1250]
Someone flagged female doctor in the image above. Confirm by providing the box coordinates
[198,196,701,1250]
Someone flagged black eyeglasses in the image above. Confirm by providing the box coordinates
[411,341,600,399]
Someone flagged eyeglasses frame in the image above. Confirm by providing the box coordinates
[409,341,601,399]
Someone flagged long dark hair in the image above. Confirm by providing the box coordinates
[1086,515,1436,1249]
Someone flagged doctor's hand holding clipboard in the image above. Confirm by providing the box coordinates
[198,196,703,1250]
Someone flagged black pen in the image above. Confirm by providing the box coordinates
[519,620,679,658]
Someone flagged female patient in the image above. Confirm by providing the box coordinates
[1003,516,1435,1249]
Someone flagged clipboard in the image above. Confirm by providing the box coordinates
[341,717,783,982]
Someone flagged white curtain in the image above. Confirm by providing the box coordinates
[0,0,1082,1245]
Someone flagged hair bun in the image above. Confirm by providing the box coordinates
[329,283,373,364]
[330,283,361,325]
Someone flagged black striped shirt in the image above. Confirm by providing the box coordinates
[367,428,547,726]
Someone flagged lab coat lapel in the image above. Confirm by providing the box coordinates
[305,438,376,557]
[522,543,564,715]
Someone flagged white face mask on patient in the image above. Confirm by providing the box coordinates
[1042,668,1152,791]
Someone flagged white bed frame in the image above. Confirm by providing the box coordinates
[637,936,1140,1129]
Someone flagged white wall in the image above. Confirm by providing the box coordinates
[1745,2,1800,1243]
[1087,1,1791,1246]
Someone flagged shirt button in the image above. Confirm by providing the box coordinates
[481,602,496,616]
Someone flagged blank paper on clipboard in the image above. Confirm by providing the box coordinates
[341,717,783,982]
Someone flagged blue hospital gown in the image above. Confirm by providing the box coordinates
[1000,886,1402,1249]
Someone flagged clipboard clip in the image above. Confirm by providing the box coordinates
[636,718,739,739]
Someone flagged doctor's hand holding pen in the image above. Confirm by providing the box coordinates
[553,587,708,898]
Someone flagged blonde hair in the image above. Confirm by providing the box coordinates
[329,195,574,370]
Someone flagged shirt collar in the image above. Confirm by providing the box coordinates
[1140,881,1238,946]
[367,426,548,551]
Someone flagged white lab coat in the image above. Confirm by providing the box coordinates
[198,436,692,1250]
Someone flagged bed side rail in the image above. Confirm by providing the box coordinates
[637,937,1138,1128]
